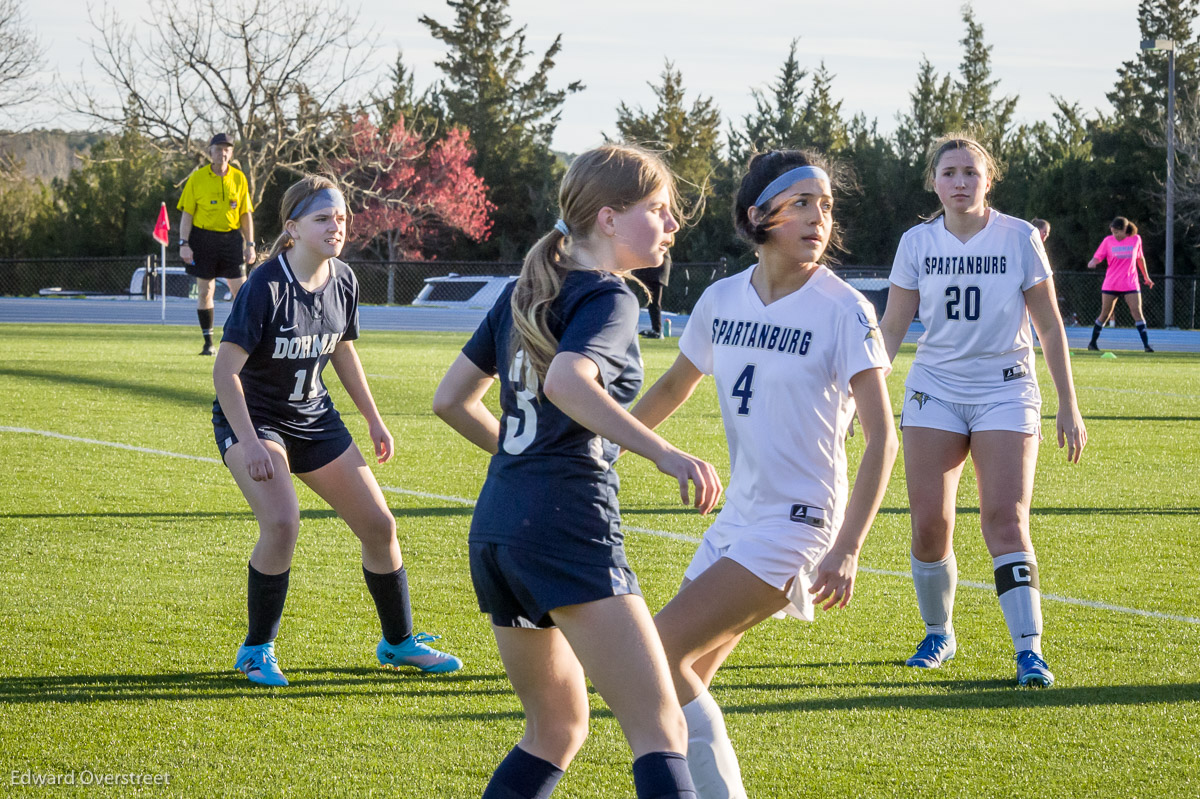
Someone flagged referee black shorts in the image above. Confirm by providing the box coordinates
[187,228,246,281]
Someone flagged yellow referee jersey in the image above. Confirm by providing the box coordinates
[177,165,255,232]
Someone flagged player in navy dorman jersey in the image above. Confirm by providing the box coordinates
[212,175,460,687]
[434,145,721,799]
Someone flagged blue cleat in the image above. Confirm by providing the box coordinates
[1016,650,1055,687]
[377,633,463,674]
[905,633,957,668]
[235,642,289,687]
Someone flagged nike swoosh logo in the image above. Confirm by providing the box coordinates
[280,325,297,332]
[1020,632,1039,638]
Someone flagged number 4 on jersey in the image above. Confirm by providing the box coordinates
[732,364,756,416]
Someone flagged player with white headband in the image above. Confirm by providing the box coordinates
[633,149,898,797]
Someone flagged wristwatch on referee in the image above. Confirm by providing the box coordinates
[178,239,189,248]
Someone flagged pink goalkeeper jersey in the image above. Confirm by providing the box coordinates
[1093,234,1144,292]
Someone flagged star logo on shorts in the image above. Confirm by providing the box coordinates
[910,390,930,409]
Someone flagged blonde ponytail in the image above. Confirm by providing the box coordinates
[509,144,676,386]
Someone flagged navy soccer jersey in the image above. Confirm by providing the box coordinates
[462,269,643,566]
[213,252,359,435]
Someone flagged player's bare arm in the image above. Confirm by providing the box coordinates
[212,342,274,481]
[629,352,705,431]
[433,352,501,455]
[810,366,898,610]
[329,341,393,463]
[544,351,723,514]
[1025,279,1087,464]
[878,284,919,362]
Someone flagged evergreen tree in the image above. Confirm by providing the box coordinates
[1094,0,1200,278]
[370,51,443,137]
[955,3,1018,150]
[52,119,177,257]
[798,61,849,154]
[728,39,808,166]
[421,0,582,258]
[613,61,723,262]
[0,155,53,259]
[894,57,960,166]
[841,114,906,266]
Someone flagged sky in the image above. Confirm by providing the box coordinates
[17,0,1151,153]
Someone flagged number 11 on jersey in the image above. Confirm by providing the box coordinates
[732,363,756,416]
[288,368,319,401]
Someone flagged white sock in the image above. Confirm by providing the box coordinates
[911,552,957,637]
[993,551,1043,655]
[681,691,746,799]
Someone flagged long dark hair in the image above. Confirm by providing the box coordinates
[1110,216,1138,236]
[733,148,847,262]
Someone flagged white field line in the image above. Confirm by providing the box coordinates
[5,425,1199,627]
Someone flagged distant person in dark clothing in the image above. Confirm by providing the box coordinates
[634,252,671,338]
[1030,218,1050,242]
[178,133,257,355]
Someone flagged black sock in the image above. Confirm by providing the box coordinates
[1136,321,1150,347]
[198,307,214,344]
[632,751,696,799]
[482,746,564,799]
[1090,322,1102,345]
[363,565,414,645]
[245,563,289,646]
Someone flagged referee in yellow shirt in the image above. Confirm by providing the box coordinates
[178,133,257,355]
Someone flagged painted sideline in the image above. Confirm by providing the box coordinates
[4,424,1198,627]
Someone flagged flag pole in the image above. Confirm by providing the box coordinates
[152,202,170,323]
[161,236,167,323]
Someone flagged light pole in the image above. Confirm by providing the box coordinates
[1142,37,1176,327]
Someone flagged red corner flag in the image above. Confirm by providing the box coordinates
[152,203,170,245]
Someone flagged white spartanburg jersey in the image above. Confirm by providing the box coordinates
[890,209,1051,404]
[680,264,890,553]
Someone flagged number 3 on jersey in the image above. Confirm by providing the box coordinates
[731,363,756,416]
[502,349,539,454]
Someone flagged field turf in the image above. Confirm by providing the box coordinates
[1,323,1197,797]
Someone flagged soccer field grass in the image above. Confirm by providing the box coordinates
[1,324,1198,798]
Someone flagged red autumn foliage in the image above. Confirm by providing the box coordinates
[329,115,493,260]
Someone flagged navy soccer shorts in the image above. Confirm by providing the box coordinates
[215,419,354,474]
[469,542,642,629]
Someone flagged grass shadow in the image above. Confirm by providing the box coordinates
[0,365,212,408]
[719,681,1200,714]
[0,668,510,705]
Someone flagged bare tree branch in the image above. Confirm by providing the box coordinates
[63,0,377,206]
[0,0,45,113]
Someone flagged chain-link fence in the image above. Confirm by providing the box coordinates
[2,256,1196,329]
[0,255,733,315]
